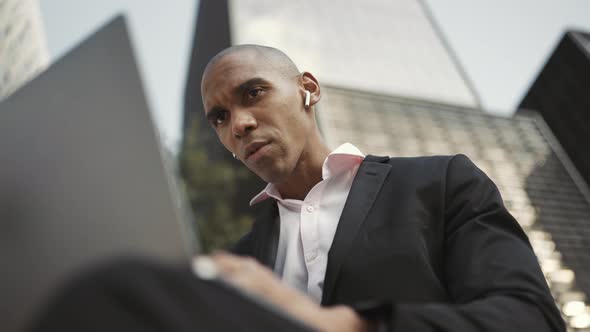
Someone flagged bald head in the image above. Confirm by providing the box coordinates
[198,44,324,186]
[202,44,300,85]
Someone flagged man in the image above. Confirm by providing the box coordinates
[32,45,565,332]
[198,44,565,331]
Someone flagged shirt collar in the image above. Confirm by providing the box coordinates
[249,143,365,206]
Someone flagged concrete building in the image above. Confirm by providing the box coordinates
[520,31,590,192]
[518,30,590,331]
[0,0,49,99]
[228,0,481,108]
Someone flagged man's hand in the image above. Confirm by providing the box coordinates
[193,252,373,332]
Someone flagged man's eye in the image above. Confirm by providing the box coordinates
[214,112,227,126]
[247,87,263,99]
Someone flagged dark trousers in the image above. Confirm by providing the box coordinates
[29,258,315,332]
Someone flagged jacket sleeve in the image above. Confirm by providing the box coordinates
[386,154,565,332]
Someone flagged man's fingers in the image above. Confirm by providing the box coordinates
[210,252,260,276]
[193,252,273,294]
[193,252,268,281]
[192,253,330,330]
[191,256,220,280]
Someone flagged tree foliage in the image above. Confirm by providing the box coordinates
[178,118,255,252]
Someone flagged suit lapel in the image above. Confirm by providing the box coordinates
[321,156,392,305]
[250,199,279,269]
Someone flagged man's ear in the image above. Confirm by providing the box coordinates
[300,72,321,108]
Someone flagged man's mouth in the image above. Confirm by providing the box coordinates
[245,141,269,160]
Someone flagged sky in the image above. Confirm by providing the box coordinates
[39,0,590,151]
[424,0,590,114]
[39,0,197,150]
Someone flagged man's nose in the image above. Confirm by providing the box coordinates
[231,109,257,139]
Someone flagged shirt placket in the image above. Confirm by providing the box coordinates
[301,200,321,300]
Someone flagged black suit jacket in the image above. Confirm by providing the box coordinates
[232,154,565,331]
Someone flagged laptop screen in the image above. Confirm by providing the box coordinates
[0,15,197,331]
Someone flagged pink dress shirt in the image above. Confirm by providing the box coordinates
[249,143,365,303]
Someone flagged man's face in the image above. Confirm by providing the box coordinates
[201,51,313,183]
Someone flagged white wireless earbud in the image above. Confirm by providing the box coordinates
[304,90,311,108]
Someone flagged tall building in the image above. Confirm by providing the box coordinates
[181,2,590,329]
[517,30,590,330]
[519,30,590,191]
[0,0,49,99]
[228,0,481,108]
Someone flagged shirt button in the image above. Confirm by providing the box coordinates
[306,206,314,212]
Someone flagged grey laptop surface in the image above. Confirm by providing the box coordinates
[0,15,198,331]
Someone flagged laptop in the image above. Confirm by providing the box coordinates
[0,14,315,332]
[0,15,198,331]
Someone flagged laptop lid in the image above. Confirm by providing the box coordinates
[0,15,198,331]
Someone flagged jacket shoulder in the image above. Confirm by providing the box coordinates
[365,153,468,170]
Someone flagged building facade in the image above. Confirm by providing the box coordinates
[228,0,481,108]
[520,31,590,193]
[0,0,49,99]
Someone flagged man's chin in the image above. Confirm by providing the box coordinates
[254,168,287,185]
[247,157,293,184]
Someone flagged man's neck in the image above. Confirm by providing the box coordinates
[276,139,331,201]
